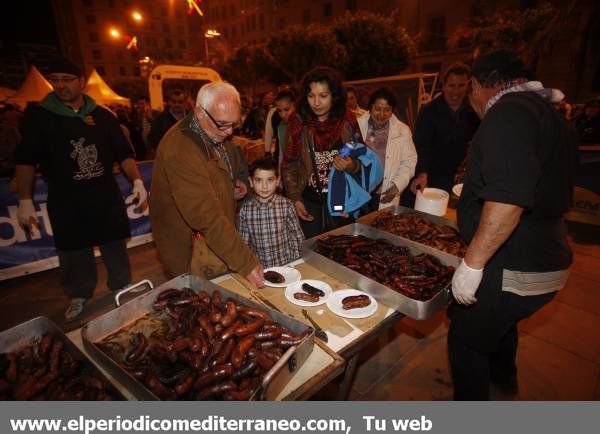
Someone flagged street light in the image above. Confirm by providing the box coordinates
[109,27,121,39]
[131,11,143,22]
[204,29,221,65]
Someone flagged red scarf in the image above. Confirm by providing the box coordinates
[284,110,359,164]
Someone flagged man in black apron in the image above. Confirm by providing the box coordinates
[15,57,148,321]
[448,50,576,400]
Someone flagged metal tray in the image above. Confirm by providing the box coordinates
[357,205,463,260]
[0,316,125,400]
[81,274,315,401]
[302,223,459,320]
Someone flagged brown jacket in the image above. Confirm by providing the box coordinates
[150,112,259,278]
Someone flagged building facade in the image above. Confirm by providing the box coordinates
[52,0,200,87]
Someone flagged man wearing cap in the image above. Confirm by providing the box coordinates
[15,57,148,321]
[448,50,576,400]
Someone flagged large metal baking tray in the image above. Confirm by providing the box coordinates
[81,274,315,401]
[357,205,463,259]
[302,223,459,320]
[0,316,125,400]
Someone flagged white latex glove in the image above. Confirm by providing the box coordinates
[451,259,483,305]
[17,199,39,230]
[132,179,148,207]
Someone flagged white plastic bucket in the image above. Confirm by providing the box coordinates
[415,188,449,216]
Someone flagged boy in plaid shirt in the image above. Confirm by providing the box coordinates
[238,157,305,267]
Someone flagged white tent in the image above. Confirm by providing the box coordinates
[84,69,130,107]
[6,66,53,109]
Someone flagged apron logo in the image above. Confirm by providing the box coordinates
[84,115,95,126]
[70,137,104,180]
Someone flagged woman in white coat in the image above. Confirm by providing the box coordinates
[357,87,417,211]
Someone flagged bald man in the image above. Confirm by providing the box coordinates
[150,82,264,287]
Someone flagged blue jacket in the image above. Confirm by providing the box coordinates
[327,143,383,217]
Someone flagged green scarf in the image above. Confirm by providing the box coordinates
[40,92,97,121]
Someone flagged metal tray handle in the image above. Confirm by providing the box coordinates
[114,279,154,307]
[257,345,297,400]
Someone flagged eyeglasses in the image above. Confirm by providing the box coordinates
[201,106,240,132]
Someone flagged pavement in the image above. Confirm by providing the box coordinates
[1,221,598,400]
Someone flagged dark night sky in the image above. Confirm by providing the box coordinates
[1,1,58,45]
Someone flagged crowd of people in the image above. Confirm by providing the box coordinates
[7,49,593,400]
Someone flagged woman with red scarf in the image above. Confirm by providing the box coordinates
[282,66,363,238]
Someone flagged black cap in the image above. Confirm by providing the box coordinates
[472,50,531,83]
[46,57,83,77]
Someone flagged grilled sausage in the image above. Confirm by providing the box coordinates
[342,295,371,310]
[264,270,285,284]
[193,364,234,390]
[231,335,255,369]
[234,318,264,337]
[301,283,325,297]
[293,292,319,303]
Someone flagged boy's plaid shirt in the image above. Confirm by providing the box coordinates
[238,194,305,268]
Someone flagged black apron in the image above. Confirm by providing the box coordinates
[38,108,131,250]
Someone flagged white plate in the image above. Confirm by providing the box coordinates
[327,289,378,319]
[263,267,301,287]
[452,183,463,198]
[285,280,332,307]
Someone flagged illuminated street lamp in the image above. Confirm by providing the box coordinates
[109,27,121,39]
[131,11,143,22]
[204,29,221,65]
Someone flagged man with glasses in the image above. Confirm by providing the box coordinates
[15,57,148,321]
[150,81,265,288]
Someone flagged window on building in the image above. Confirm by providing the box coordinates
[230,5,235,17]
[89,32,99,43]
[177,25,184,33]
[82,0,93,7]
[130,50,138,59]
[96,65,105,75]
[119,66,127,76]
[221,5,226,20]
[163,23,170,32]
[232,25,237,38]
[85,15,96,24]
[165,39,173,48]
[178,40,186,49]
[251,15,256,31]
[92,49,102,59]
[108,0,115,7]
[133,66,141,77]
[116,49,123,60]
[302,8,311,24]
[259,14,265,31]
[324,2,333,18]
[346,0,356,11]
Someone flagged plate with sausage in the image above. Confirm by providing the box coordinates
[285,280,332,307]
[327,289,378,319]
[263,267,301,287]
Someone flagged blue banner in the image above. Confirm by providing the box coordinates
[0,161,154,280]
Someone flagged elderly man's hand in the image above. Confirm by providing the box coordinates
[234,179,248,200]
[451,259,483,305]
[246,264,265,288]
